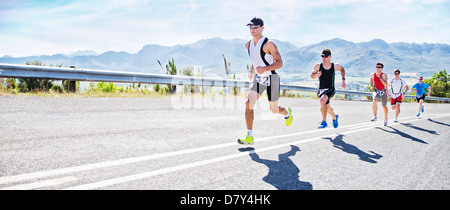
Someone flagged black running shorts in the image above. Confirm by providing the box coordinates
[317,87,336,105]
[416,94,426,102]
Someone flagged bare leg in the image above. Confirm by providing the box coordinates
[319,95,329,121]
[383,105,388,120]
[245,91,259,130]
[395,103,401,119]
[391,105,396,111]
[419,99,424,113]
[269,100,288,116]
[372,99,378,117]
[326,103,336,120]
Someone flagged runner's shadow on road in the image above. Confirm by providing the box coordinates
[400,122,438,135]
[238,145,313,190]
[375,127,428,144]
[427,118,450,127]
[322,134,382,164]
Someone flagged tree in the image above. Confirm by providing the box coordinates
[423,69,449,98]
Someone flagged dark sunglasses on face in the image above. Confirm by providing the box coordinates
[321,55,329,58]
[249,25,260,29]
[376,66,383,68]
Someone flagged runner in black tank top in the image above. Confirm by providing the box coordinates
[311,49,346,129]
[317,63,336,105]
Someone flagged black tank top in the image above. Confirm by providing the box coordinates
[319,63,335,89]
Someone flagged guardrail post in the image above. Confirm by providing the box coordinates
[69,66,77,92]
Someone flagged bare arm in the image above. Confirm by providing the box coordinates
[384,74,389,98]
[256,41,283,74]
[402,85,409,100]
[335,64,346,89]
[245,42,254,80]
[311,64,321,79]
[380,73,389,86]
[370,73,374,91]
[404,85,409,94]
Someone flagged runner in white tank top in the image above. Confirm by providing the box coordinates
[238,17,292,145]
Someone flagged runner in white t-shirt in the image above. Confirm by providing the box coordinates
[388,69,409,123]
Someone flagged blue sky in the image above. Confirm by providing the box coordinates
[1,0,449,57]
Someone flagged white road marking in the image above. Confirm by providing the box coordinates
[0,176,78,190]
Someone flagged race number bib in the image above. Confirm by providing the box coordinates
[255,74,270,86]
[373,89,385,98]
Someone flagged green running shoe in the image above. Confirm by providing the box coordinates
[237,133,254,145]
[285,107,293,126]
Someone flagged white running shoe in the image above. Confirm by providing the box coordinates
[394,118,398,123]
[371,116,377,122]
[384,119,388,126]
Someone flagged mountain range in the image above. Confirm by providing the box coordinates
[1,38,449,82]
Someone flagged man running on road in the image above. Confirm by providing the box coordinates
[370,62,389,126]
[388,69,409,123]
[310,49,346,129]
[238,17,292,145]
[412,76,432,117]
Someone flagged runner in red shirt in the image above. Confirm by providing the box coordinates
[370,62,389,126]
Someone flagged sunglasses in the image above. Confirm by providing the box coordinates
[321,55,329,58]
[249,25,260,29]
[395,73,400,75]
[376,66,383,68]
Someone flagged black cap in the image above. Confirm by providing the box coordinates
[247,17,264,27]
[322,49,331,57]
[394,69,400,74]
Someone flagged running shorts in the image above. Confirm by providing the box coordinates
[416,94,426,103]
[391,94,403,105]
[250,73,280,102]
[373,89,387,106]
[317,87,336,105]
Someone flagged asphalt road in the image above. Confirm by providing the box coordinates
[1,95,449,190]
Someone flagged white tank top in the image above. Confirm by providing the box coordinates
[248,36,274,78]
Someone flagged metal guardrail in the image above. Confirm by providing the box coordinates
[0,63,250,88]
[1,63,449,102]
